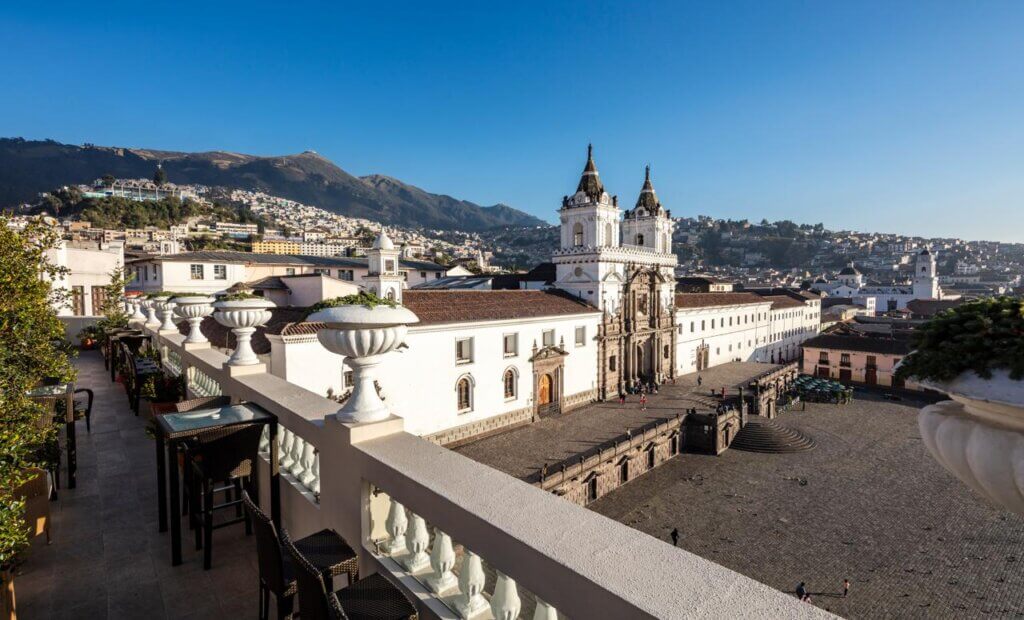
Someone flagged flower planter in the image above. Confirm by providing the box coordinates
[172,296,216,344]
[141,299,161,329]
[155,299,179,332]
[307,304,419,423]
[212,298,276,366]
[918,370,1024,516]
[127,296,147,321]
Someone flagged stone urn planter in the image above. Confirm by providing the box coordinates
[172,295,216,344]
[212,298,276,366]
[126,295,146,321]
[151,298,179,332]
[918,371,1024,516]
[307,303,419,423]
[141,298,161,329]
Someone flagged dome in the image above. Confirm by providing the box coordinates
[919,248,931,256]
[838,266,861,276]
[372,231,395,250]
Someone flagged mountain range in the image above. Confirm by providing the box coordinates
[0,138,546,231]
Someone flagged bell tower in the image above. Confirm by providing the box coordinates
[366,230,404,303]
[913,247,939,299]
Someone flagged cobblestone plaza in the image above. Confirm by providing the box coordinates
[590,392,1024,618]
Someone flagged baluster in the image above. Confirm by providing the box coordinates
[258,426,269,453]
[288,435,308,478]
[454,550,487,619]
[384,498,408,555]
[279,429,296,470]
[400,511,429,572]
[490,571,521,620]
[425,528,456,594]
[297,442,317,488]
[533,599,557,620]
[310,451,320,497]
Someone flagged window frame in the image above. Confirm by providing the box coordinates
[455,337,474,364]
[503,333,518,358]
[190,264,204,280]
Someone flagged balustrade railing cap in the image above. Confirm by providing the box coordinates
[307,304,419,328]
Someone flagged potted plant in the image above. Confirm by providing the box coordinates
[76,324,102,350]
[896,296,1024,515]
[140,372,188,419]
[306,292,419,423]
[212,291,275,366]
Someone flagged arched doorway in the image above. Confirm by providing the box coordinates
[538,373,553,406]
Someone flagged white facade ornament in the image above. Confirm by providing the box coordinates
[490,571,522,620]
[172,295,216,344]
[307,304,419,423]
[212,297,275,366]
[919,371,1024,516]
[401,511,430,572]
[454,550,487,619]
[384,498,408,555]
[425,528,457,594]
[154,299,178,332]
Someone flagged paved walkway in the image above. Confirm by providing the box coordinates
[15,351,261,620]
[456,361,778,480]
[589,392,1024,618]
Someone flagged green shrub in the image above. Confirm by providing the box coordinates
[896,296,1024,382]
[305,292,396,318]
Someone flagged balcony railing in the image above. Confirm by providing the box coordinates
[136,318,826,619]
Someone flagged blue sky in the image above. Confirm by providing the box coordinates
[2,2,1023,241]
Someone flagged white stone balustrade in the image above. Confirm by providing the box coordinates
[455,550,487,619]
[384,499,408,555]
[491,571,522,620]
[187,366,222,397]
[425,528,456,594]
[401,512,430,573]
[259,426,320,497]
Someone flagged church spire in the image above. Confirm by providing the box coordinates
[576,143,605,200]
[634,164,661,212]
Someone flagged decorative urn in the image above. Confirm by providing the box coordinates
[212,297,276,366]
[141,298,161,329]
[172,295,216,344]
[307,303,419,423]
[127,295,147,321]
[918,371,1024,516]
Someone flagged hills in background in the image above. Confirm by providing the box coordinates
[0,138,546,232]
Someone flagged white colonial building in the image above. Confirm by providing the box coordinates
[812,249,957,313]
[257,147,823,442]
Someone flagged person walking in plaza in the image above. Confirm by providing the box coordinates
[795,582,808,601]
[670,527,679,546]
[639,393,647,411]
[843,578,850,597]
[619,392,626,405]
[697,374,703,387]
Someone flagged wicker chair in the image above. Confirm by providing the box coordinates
[72,388,94,433]
[185,424,264,569]
[242,491,361,620]
[284,529,417,620]
[175,395,232,412]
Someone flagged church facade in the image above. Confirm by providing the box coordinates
[811,249,957,312]
[265,147,822,441]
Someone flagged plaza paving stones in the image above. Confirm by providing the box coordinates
[589,391,1024,618]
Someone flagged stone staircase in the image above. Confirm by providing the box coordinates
[730,417,816,453]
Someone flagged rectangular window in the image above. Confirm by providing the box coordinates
[71,285,85,316]
[609,355,617,371]
[343,370,354,388]
[711,319,715,329]
[575,326,586,346]
[90,286,107,316]
[866,355,877,368]
[503,333,518,357]
[286,268,296,276]
[701,320,706,330]
[840,353,851,367]
[384,259,396,273]
[420,271,426,279]
[213,265,227,280]
[314,268,328,275]
[190,264,204,280]
[339,269,353,281]
[819,351,829,364]
[456,338,474,364]
[690,321,695,332]
[542,329,555,347]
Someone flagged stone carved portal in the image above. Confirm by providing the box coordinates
[531,344,567,418]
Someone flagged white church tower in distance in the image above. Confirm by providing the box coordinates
[913,247,940,300]
[366,230,404,302]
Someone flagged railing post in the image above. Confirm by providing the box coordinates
[425,528,457,594]
[491,571,522,620]
[533,599,558,620]
[384,498,408,555]
[401,512,430,572]
[297,442,316,489]
[279,429,296,471]
[454,550,487,619]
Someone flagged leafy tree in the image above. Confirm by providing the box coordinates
[96,266,130,332]
[153,165,167,186]
[101,174,115,187]
[0,216,74,576]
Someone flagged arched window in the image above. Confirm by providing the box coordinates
[573,222,583,247]
[456,376,473,412]
[386,290,395,301]
[636,233,645,246]
[503,368,517,400]
[604,223,613,246]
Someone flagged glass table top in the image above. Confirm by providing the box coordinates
[26,383,72,398]
[158,403,273,435]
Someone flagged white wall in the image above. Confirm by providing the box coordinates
[271,313,601,437]
[675,302,772,373]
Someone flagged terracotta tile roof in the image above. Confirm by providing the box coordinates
[180,307,310,354]
[674,292,768,308]
[402,290,598,326]
[763,295,806,309]
[905,298,963,317]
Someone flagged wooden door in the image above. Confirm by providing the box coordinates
[538,373,552,406]
[839,368,852,382]
[865,368,877,385]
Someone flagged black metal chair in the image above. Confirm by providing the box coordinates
[242,491,360,620]
[72,388,94,433]
[284,528,418,620]
[185,424,264,569]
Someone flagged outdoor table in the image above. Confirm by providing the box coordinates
[26,382,77,489]
[154,402,279,566]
